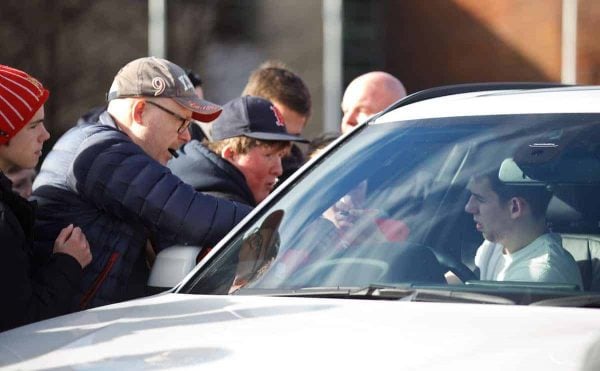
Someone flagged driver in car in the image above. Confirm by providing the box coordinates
[463,171,583,287]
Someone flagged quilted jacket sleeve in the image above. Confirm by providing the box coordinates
[68,129,251,248]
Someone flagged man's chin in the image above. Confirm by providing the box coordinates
[482,232,498,243]
[156,154,170,166]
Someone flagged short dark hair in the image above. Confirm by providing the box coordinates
[242,60,311,117]
[308,132,340,159]
[185,69,203,88]
[482,171,552,219]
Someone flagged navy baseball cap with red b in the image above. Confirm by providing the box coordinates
[211,96,308,143]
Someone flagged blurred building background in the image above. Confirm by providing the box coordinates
[2,0,600,155]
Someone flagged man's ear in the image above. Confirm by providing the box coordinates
[509,197,526,219]
[132,100,146,125]
[221,146,237,161]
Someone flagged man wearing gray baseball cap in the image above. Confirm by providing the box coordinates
[31,57,252,308]
[107,57,221,124]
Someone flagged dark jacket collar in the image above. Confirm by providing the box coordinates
[0,171,13,192]
[98,111,121,130]
[168,141,256,206]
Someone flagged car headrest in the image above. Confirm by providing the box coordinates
[499,126,600,185]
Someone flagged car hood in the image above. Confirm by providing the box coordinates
[1,293,600,370]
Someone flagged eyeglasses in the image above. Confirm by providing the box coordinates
[145,100,192,134]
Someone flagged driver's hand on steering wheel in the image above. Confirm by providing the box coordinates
[445,271,463,284]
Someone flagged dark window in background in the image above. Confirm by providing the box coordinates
[342,0,385,87]
[214,0,257,42]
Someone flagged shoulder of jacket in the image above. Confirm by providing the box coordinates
[76,125,141,157]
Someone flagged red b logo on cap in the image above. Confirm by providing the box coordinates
[270,105,286,127]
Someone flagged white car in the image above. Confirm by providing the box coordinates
[3,84,600,370]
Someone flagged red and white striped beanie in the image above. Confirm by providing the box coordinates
[0,65,49,145]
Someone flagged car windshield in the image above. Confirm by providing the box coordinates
[183,113,600,305]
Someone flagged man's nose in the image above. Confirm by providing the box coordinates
[273,157,283,176]
[343,114,355,125]
[179,127,192,143]
[464,196,476,214]
[342,111,357,129]
[39,123,51,142]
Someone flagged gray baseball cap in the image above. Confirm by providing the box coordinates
[107,57,222,122]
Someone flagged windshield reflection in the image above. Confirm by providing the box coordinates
[188,114,600,300]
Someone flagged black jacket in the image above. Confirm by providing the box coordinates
[0,173,82,332]
[168,140,257,206]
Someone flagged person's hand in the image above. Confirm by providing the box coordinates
[53,224,92,268]
[334,207,410,245]
[333,205,389,245]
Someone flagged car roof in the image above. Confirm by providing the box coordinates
[376,86,600,123]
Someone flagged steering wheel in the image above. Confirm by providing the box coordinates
[431,249,478,282]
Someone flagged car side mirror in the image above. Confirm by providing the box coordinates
[147,245,201,293]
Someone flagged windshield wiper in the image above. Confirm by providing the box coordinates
[239,284,515,305]
[355,285,515,305]
[530,294,600,308]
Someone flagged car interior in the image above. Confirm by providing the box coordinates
[539,177,600,292]
[456,122,600,292]
[185,116,600,301]
[354,119,600,295]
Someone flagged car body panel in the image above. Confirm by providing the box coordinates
[1,293,600,370]
[377,88,600,122]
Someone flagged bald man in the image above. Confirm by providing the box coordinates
[340,71,406,134]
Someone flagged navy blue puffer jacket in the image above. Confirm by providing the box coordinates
[32,112,251,308]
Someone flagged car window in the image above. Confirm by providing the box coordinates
[183,114,600,304]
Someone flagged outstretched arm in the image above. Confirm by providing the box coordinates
[70,131,251,248]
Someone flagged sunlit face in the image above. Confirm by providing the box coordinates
[341,91,382,134]
[228,144,288,203]
[340,78,404,134]
[0,106,50,172]
[464,177,512,244]
[139,99,192,165]
[272,101,308,136]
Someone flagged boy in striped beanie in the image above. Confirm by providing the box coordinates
[0,65,92,332]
